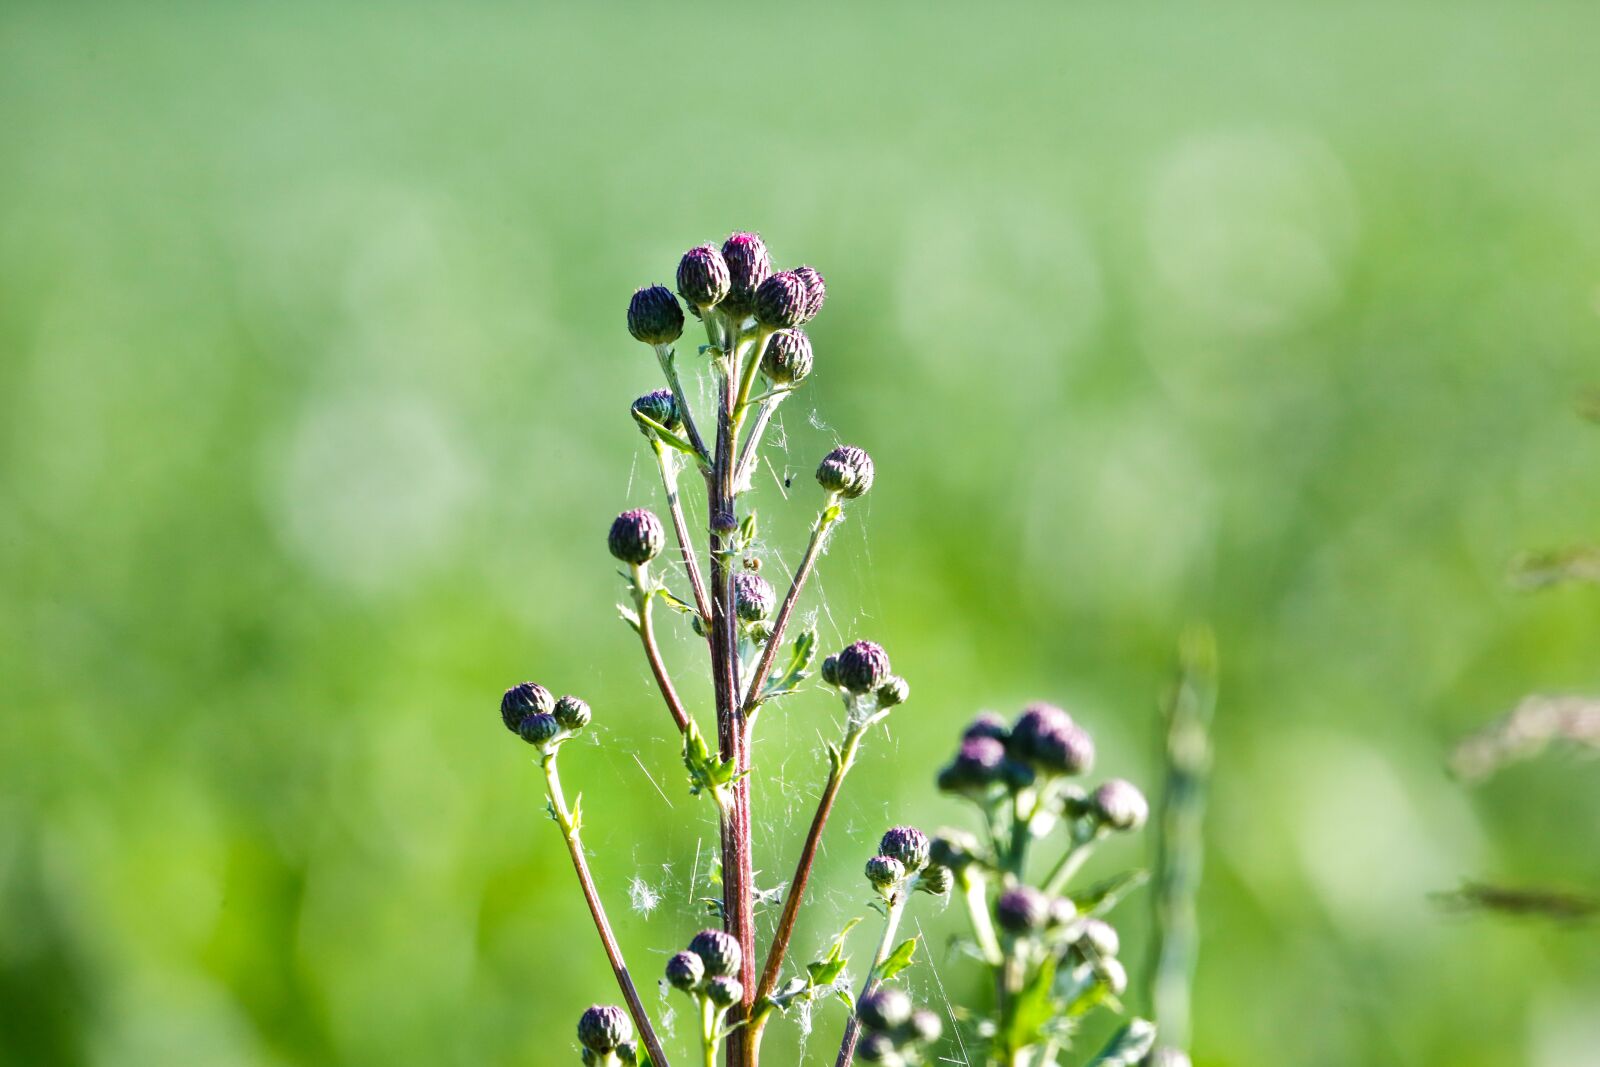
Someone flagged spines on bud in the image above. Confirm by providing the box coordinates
[753,270,808,330]
[553,695,592,732]
[608,508,665,565]
[816,445,875,499]
[879,825,931,872]
[760,328,814,384]
[677,244,731,311]
[734,572,776,622]
[577,1005,632,1054]
[501,681,554,733]
[720,232,772,318]
[630,389,682,434]
[627,285,684,345]
[688,928,742,978]
[792,265,826,322]
[833,640,891,693]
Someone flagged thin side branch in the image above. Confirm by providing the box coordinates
[633,564,693,735]
[651,441,712,624]
[741,499,840,715]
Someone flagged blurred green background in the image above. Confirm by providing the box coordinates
[4,2,1600,1065]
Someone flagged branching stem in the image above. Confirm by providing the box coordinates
[650,441,712,624]
[833,889,909,1067]
[742,497,841,715]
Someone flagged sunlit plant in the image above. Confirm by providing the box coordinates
[497,233,1158,1066]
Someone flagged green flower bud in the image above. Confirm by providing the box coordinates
[754,270,808,330]
[705,975,743,1009]
[879,826,930,872]
[1097,956,1128,997]
[858,985,913,1031]
[608,508,665,565]
[1048,896,1078,928]
[518,712,560,747]
[865,854,906,891]
[820,654,842,687]
[553,695,591,732]
[631,389,682,435]
[688,928,741,978]
[577,1005,632,1054]
[616,1041,638,1066]
[666,950,705,991]
[627,285,684,345]
[760,328,814,384]
[734,572,776,622]
[875,675,910,708]
[1091,778,1148,832]
[816,445,874,499]
[677,244,731,311]
[501,681,554,733]
[916,864,953,896]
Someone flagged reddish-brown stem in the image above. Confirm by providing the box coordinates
[633,568,692,736]
[741,501,838,715]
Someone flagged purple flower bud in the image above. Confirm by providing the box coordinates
[865,854,905,890]
[879,826,930,872]
[608,508,665,565]
[1010,703,1073,752]
[963,711,1010,743]
[908,1009,942,1045]
[677,243,731,310]
[734,572,776,622]
[856,1032,897,1063]
[577,1005,632,1054]
[553,695,591,732]
[631,389,682,435]
[760,328,814,385]
[834,639,891,693]
[705,975,743,1008]
[1031,722,1095,777]
[666,950,705,991]
[719,232,772,318]
[518,712,560,747]
[688,928,742,978]
[936,736,1007,793]
[711,510,738,536]
[916,864,953,896]
[754,270,808,330]
[859,985,913,1031]
[995,885,1050,934]
[792,265,826,322]
[501,681,553,733]
[875,675,910,708]
[816,445,875,499]
[627,285,684,345]
[1091,778,1148,831]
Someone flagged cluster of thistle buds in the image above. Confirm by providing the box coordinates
[577,1005,639,1067]
[928,703,1156,1064]
[855,987,943,1066]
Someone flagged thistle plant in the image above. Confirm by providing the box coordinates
[496,232,1161,1067]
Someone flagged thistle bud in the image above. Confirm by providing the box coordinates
[875,675,910,709]
[666,950,705,991]
[834,639,891,693]
[820,654,842,687]
[705,975,743,1009]
[1097,957,1129,997]
[935,736,1006,794]
[865,854,905,891]
[1077,918,1120,959]
[734,572,776,622]
[608,508,665,565]
[858,985,913,1031]
[518,712,560,747]
[677,244,731,311]
[631,389,682,435]
[1091,778,1149,832]
[856,1032,898,1064]
[816,445,875,499]
[711,510,738,537]
[553,695,592,732]
[1010,703,1072,755]
[577,1005,632,1054]
[908,1009,943,1045]
[929,830,979,870]
[688,928,742,978]
[1001,758,1037,792]
[1012,704,1094,776]
[879,826,930,872]
[917,864,954,896]
[627,285,684,345]
[720,232,772,318]
[616,1041,638,1066]
[995,885,1049,934]
[962,711,1010,743]
[760,328,814,385]
[792,265,826,322]
[1048,896,1078,928]
[501,681,554,733]
[753,270,808,330]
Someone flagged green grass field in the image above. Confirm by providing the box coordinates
[3,3,1599,1064]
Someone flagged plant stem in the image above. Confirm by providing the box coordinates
[732,393,784,493]
[655,343,709,464]
[741,498,840,714]
[959,868,1003,966]
[700,996,720,1067]
[631,563,693,736]
[541,755,671,1067]
[833,890,909,1067]
[1042,828,1104,897]
[748,722,871,1046]
[651,441,712,624]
